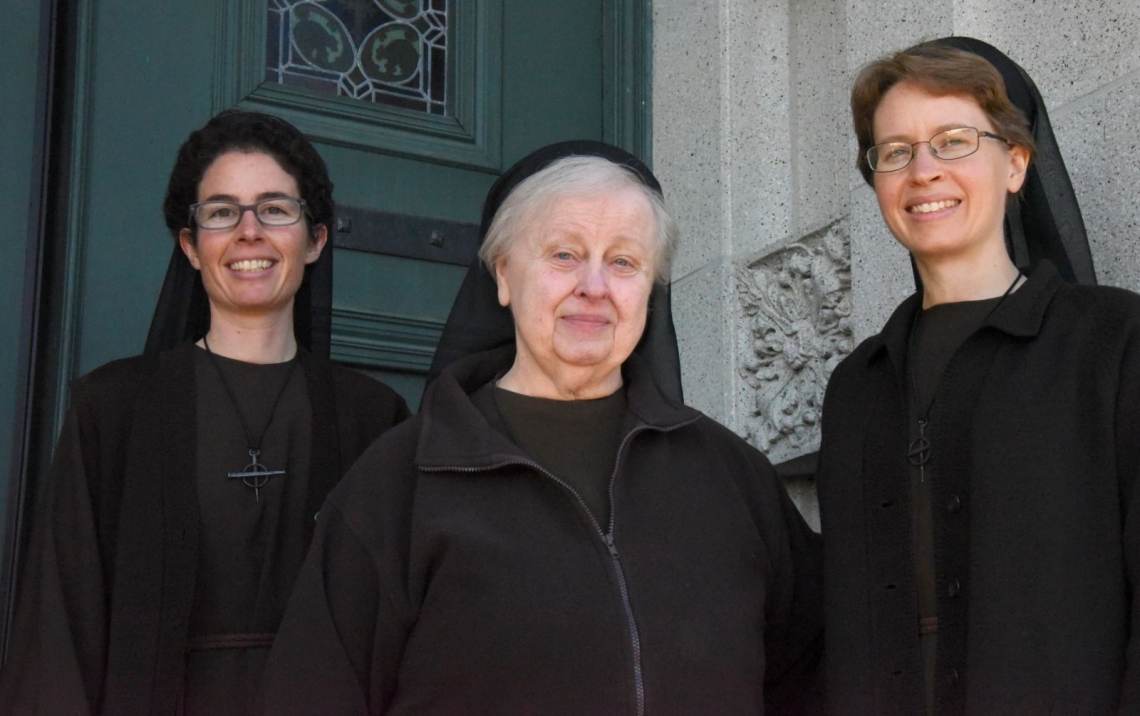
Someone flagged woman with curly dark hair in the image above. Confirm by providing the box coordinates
[0,110,409,715]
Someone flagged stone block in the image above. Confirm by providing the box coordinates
[790,0,850,236]
[723,0,794,259]
[849,184,913,344]
[653,0,727,279]
[842,0,952,195]
[956,0,1140,108]
[785,477,820,532]
[672,262,734,426]
[844,0,952,75]
[1053,74,1140,293]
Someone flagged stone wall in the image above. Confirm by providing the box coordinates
[653,0,1140,529]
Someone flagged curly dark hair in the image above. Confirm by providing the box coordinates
[162,109,334,242]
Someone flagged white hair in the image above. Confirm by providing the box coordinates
[478,155,679,284]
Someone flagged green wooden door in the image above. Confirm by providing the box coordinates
[3,0,649,647]
[46,0,648,416]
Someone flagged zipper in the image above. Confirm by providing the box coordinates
[603,530,644,716]
[422,415,700,716]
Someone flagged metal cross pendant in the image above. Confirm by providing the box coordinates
[907,419,932,483]
[227,449,285,502]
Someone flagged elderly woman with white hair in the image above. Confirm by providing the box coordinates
[258,142,823,715]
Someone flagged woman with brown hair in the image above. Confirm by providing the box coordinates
[816,39,1138,714]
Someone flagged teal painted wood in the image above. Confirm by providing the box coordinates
[30,0,653,450]
[500,0,602,164]
[214,0,504,172]
[44,0,99,441]
[7,1,654,644]
[330,307,444,374]
[0,0,50,636]
[60,1,219,426]
[331,251,466,403]
[334,252,468,324]
[603,0,653,163]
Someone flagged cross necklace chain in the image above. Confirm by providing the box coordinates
[906,271,1023,482]
[204,336,298,502]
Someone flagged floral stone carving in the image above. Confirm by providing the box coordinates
[736,220,853,461]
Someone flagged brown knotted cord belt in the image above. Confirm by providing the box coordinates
[186,633,276,651]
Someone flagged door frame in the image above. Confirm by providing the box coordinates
[1,0,64,659]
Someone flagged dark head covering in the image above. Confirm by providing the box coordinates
[425,140,684,402]
[144,245,332,357]
[919,36,1095,284]
[145,110,335,357]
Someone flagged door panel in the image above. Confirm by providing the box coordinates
[502,0,605,156]
[331,252,469,408]
[0,0,54,654]
[4,0,649,649]
[51,0,648,416]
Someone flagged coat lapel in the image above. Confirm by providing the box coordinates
[103,342,199,716]
[299,350,341,547]
[861,353,924,713]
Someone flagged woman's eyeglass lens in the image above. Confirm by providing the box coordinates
[867,127,1009,173]
[190,198,308,230]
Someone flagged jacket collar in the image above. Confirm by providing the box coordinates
[865,260,1065,369]
[415,344,699,470]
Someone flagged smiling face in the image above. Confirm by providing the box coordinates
[871,82,1029,264]
[178,150,326,324]
[495,186,657,399]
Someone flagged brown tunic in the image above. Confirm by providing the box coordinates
[490,384,627,526]
[907,296,1001,716]
[186,349,312,715]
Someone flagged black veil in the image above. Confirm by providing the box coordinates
[920,36,1095,284]
[425,141,684,402]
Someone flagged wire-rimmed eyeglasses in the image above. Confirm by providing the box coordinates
[867,127,1011,173]
[189,197,311,230]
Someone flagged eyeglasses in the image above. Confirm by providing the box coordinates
[867,127,1010,173]
[189,197,311,230]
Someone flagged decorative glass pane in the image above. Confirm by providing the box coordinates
[266,0,449,116]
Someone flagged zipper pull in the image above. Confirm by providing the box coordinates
[604,533,620,560]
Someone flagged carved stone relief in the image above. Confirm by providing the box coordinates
[735,220,853,463]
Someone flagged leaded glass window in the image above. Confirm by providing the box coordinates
[266,0,448,116]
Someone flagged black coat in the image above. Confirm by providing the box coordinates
[259,346,823,715]
[0,342,409,715]
[817,261,1140,715]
